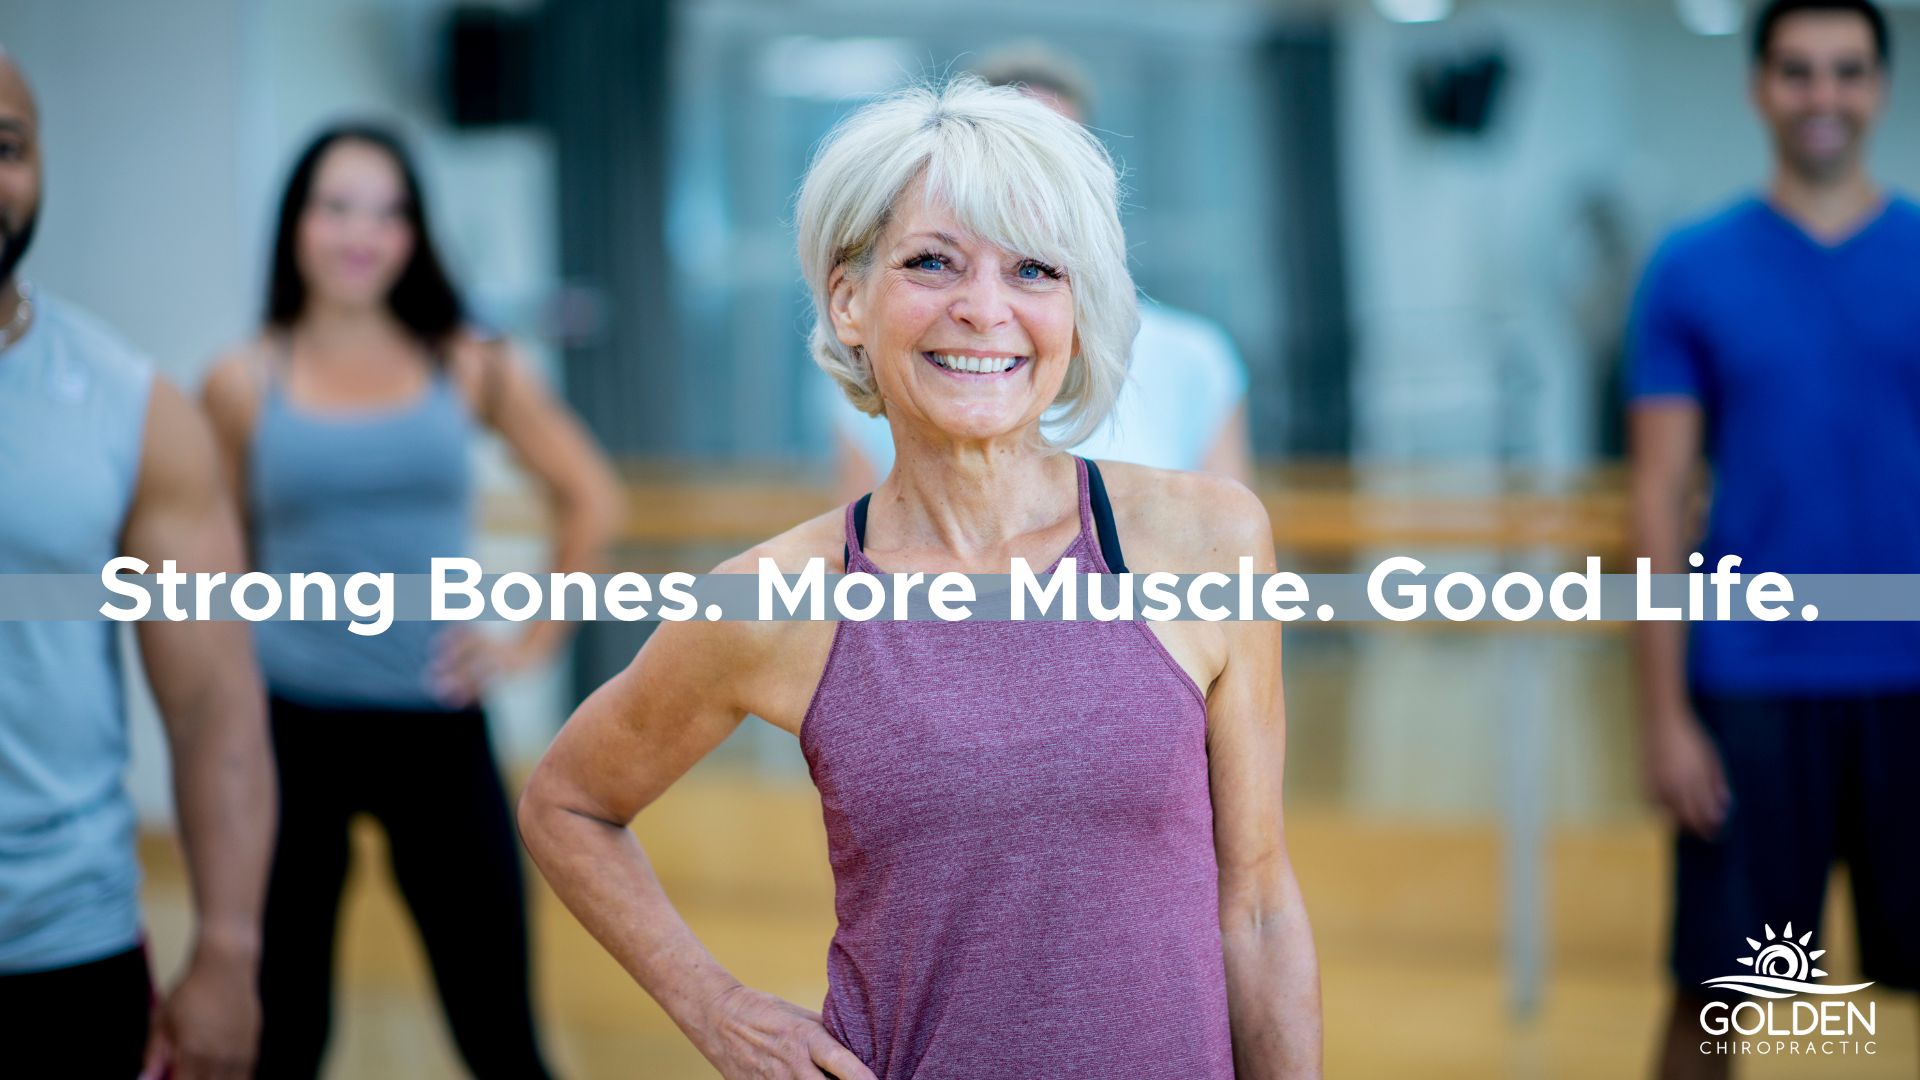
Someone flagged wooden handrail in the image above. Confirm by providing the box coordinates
[481,460,1630,558]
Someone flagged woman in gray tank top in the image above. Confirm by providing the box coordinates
[518,80,1323,1078]
[201,123,621,1079]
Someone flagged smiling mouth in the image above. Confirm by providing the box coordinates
[1801,120,1848,140]
[922,351,1028,376]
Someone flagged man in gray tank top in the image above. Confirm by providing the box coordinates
[0,46,275,1079]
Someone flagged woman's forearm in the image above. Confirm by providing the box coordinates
[1223,881,1323,1079]
[516,479,622,661]
[517,792,740,1041]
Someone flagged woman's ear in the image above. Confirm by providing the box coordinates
[828,264,864,349]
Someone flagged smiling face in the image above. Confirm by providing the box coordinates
[828,182,1077,450]
[296,138,416,310]
[1752,11,1886,182]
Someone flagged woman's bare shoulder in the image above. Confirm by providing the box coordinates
[1090,459,1272,573]
[685,506,852,653]
[712,505,852,577]
[202,334,275,389]
[645,506,848,731]
[199,334,278,431]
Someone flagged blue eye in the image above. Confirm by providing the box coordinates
[1017,264,1042,279]
[907,253,948,272]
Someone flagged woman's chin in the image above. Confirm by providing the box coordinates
[918,413,1036,448]
[313,282,396,309]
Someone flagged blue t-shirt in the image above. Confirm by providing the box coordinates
[1627,194,1920,694]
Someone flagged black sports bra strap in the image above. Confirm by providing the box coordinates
[1082,458,1128,574]
[844,493,873,569]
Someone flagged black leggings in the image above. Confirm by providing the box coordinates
[0,945,151,1075]
[256,697,553,1079]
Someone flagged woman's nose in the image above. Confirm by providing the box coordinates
[948,269,1013,332]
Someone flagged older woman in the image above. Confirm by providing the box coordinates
[518,78,1321,1078]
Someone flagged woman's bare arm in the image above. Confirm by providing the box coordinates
[455,337,623,676]
[1184,483,1322,1078]
[517,540,874,1080]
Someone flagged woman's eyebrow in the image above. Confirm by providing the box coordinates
[899,230,966,248]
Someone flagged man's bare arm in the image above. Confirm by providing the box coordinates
[123,377,274,1078]
[1628,401,1728,838]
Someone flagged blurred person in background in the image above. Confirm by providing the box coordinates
[201,122,621,1078]
[521,78,1319,1079]
[825,45,1255,499]
[1628,2,1920,1076]
[0,46,275,1080]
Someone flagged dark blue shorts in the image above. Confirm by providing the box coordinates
[1671,691,1920,997]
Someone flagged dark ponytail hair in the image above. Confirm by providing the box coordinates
[265,122,463,348]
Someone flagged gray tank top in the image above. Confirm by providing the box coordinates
[0,291,152,971]
[248,345,474,708]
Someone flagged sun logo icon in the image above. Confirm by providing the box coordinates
[1703,923,1874,999]
[1740,923,1824,980]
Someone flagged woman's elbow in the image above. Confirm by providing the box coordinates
[1219,857,1305,932]
[514,775,549,852]
[515,761,574,858]
[589,481,625,551]
[517,754,634,852]
[566,470,625,559]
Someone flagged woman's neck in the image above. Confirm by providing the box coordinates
[875,429,1078,559]
[292,299,412,356]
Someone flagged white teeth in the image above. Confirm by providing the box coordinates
[931,353,1019,374]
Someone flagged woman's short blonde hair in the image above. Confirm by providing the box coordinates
[795,76,1137,448]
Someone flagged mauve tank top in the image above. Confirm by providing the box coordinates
[800,456,1235,1078]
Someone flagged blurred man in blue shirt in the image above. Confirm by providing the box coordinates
[0,46,274,1080]
[1628,2,1920,1076]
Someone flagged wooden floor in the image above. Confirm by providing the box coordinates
[137,765,1915,1079]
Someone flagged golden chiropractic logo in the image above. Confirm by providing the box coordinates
[1698,923,1877,1059]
